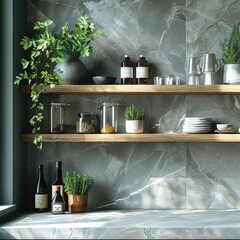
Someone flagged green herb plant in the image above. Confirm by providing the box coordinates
[63,172,94,195]
[14,12,102,150]
[219,22,240,64]
[124,104,145,120]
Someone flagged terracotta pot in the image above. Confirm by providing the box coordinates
[68,194,88,213]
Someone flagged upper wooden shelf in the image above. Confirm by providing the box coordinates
[21,133,240,143]
[21,84,240,95]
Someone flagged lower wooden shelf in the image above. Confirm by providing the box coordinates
[21,133,240,142]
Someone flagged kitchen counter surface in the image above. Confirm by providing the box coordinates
[1,209,240,239]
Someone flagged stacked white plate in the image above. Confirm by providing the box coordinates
[183,117,213,133]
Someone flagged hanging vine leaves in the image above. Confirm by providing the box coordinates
[14,12,102,150]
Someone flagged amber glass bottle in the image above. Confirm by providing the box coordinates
[136,55,149,84]
[120,55,134,84]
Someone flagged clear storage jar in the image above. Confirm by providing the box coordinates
[48,103,70,133]
[76,113,98,133]
[99,102,119,133]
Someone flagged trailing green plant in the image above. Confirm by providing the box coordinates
[63,172,94,195]
[14,12,102,150]
[124,104,145,120]
[219,22,240,64]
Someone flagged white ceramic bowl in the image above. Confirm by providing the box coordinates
[216,124,233,131]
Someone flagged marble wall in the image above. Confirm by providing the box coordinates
[26,0,240,210]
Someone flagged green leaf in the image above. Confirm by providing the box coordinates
[21,59,29,69]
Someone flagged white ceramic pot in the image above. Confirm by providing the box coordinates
[126,120,144,133]
[223,64,240,84]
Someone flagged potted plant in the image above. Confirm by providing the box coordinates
[63,171,94,213]
[124,104,145,133]
[219,22,240,84]
[14,12,102,150]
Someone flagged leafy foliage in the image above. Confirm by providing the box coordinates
[14,12,102,150]
[124,104,145,120]
[220,22,240,64]
[63,172,94,195]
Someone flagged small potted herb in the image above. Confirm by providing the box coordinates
[124,104,145,133]
[63,171,94,213]
[219,22,240,84]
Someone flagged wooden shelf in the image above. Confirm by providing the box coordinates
[21,133,240,143]
[21,84,240,95]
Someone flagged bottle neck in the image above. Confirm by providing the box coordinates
[39,165,44,178]
[56,166,62,180]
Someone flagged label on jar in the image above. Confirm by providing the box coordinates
[35,194,48,209]
[136,67,148,78]
[121,67,133,78]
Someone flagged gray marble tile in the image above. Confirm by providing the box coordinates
[25,0,240,211]
[186,143,240,209]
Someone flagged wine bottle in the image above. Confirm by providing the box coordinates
[35,164,48,212]
[51,186,65,214]
[52,161,64,200]
[136,55,149,84]
[120,55,134,84]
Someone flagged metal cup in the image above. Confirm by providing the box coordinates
[185,57,201,75]
[154,76,165,85]
[187,75,200,85]
[200,53,220,73]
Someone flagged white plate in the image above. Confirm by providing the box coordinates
[184,120,212,123]
[184,121,212,125]
[185,117,212,121]
[183,127,212,130]
[183,129,212,133]
[183,123,212,127]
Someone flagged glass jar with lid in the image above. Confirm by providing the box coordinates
[98,102,119,133]
[76,112,98,133]
[48,102,70,133]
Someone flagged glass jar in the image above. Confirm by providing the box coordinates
[48,103,70,133]
[99,102,119,133]
[76,113,98,133]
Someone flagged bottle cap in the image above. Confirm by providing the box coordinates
[124,55,129,58]
[140,55,145,58]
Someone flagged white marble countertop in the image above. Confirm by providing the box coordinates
[1,209,240,239]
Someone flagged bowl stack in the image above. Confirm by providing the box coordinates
[183,117,213,133]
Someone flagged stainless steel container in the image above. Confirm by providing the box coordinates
[223,64,240,84]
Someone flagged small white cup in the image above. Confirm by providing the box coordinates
[216,124,233,131]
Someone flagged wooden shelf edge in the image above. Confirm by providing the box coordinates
[21,133,240,143]
[21,85,240,95]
